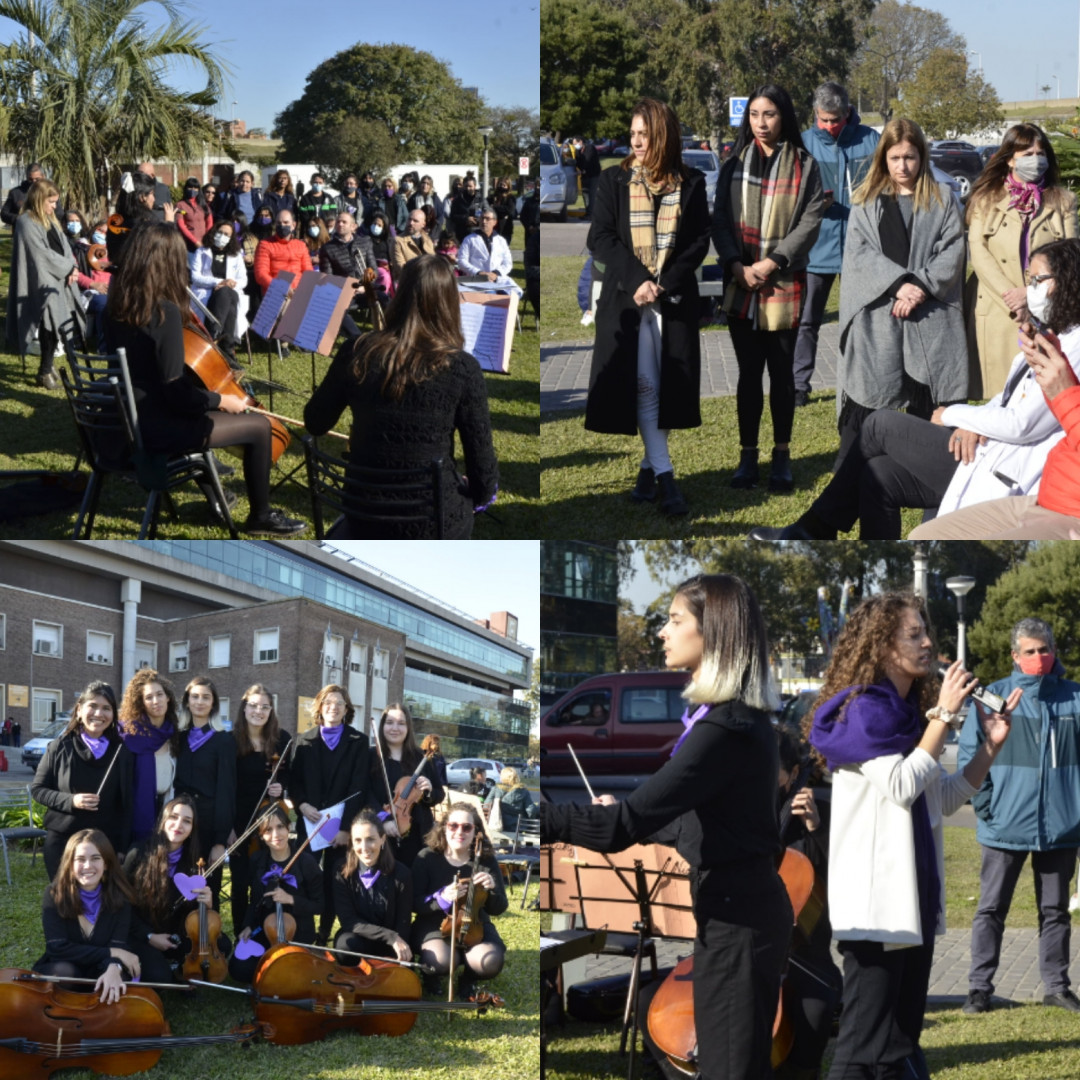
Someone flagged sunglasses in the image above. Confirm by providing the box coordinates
[446,822,475,832]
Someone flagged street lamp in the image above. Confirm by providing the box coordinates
[1054,75,1061,99]
[946,576,977,668]
[968,50,982,74]
[912,542,929,599]
[479,126,494,202]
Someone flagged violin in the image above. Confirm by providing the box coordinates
[380,749,435,838]
[181,858,228,984]
[249,944,502,1045]
[361,267,386,331]
[182,326,291,463]
[439,834,488,950]
[0,968,260,1079]
[86,244,109,273]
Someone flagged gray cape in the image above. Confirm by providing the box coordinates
[837,182,968,414]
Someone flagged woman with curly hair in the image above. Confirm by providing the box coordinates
[966,123,1077,398]
[542,574,792,1079]
[750,238,1080,539]
[117,669,182,844]
[807,593,1018,1078]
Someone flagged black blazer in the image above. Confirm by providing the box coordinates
[174,728,237,851]
[287,725,371,835]
[241,842,323,943]
[233,729,293,835]
[333,861,412,947]
[410,848,508,943]
[38,887,132,976]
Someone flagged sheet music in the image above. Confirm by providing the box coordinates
[304,799,345,853]
[460,300,509,372]
[252,273,292,339]
[293,282,341,352]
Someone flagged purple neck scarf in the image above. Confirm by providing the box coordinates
[359,868,381,889]
[669,705,710,758]
[80,732,110,760]
[320,724,344,751]
[166,847,184,879]
[1005,173,1044,219]
[187,725,215,752]
[80,883,103,924]
[120,716,174,843]
[261,863,298,889]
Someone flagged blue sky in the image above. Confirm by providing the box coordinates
[0,0,539,133]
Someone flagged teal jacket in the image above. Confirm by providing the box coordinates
[958,661,1080,850]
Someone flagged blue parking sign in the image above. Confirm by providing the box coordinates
[729,97,748,126]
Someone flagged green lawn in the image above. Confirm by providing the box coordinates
[0,844,540,1080]
[0,230,539,538]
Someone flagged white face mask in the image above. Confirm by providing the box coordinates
[1014,154,1049,183]
[1027,280,1052,321]
[212,232,229,249]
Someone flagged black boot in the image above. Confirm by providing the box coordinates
[730,448,759,489]
[655,471,688,515]
[769,448,793,492]
[629,467,656,502]
[749,509,836,541]
[35,356,59,390]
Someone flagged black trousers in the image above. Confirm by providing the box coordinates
[229,841,254,937]
[317,847,347,940]
[814,409,957,538]
[205,285,239,346]
[729,318,798,448]
[333,929,396,964]
[199,411,274,518]
[792,272,836,393]
[828,938,935,1080]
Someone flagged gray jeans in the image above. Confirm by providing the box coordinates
[792,271,836,393]
[968,845,1077,995]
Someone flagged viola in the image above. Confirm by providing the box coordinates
[439,834,488,950]
[382,749,435,838]
[181,858,228,984]
[249,944,502,1045]
[182,326,291,463]
[0,969,260,1079]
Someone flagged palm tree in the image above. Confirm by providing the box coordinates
[0,0,230,216]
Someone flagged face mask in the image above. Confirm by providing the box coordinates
[1018,652,1055,676]
[186,188,199,198]
[1027,280,1052,321]
[371,225,383,237]
[308,225,320,238]
[257,216,271,226]
[312,183,323,193]
[66,221,81,235]
[401,182,411,192]
[276,223,293,237]
[384,187,394,197]
[361,179,373,190]
[92,231,105,245]
[212,232,229,249]
[817,116,844,139]
[1014,153,1049,183]
[345,184,356,192]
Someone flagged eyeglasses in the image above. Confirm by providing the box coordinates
[1026,272,1054,286]
[446,823,475,832]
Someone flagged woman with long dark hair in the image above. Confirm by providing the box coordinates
[542,574,792,1079]
[103,221,305,536]
[713,84,825,492]
[586,97,710,516]
[32,680,133,879]
[262,170,298,221]
[806,594,1017,1077]
[303,254,498,538]
[966,123,1078,397]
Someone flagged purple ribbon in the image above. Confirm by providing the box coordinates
[166,848,184,879]
[187,725,215,752]
[80,884,103,924]
[359,868,381,889]
[429,889,453,914]
[320,724,344,751]
[80,732,110,760]
[669,705,710,758]
[261,864,297,889]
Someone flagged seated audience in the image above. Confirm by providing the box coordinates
[189,220,249,363]
[297,173,339,230]
[262,170,298,221]
[450,175,486,242]
[320,212,382,337]
[254,209,313,295]
[392,208,438,281]
[458,210,520,295]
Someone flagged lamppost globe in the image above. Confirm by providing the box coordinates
[946,576,977,668]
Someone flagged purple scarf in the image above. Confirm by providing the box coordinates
[261,863,298,889]
[359,868,381,889]
[187,725,215,752]
[120,717,174,843]
[320,724,344,751]
[166,848,183,878]
[80,883,103,924]
[810,681,941,943]
[80,732,110,760]
[669,704,710,758]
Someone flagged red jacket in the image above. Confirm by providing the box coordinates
[175,198,213,251]
[254,236,313,292]
[1037,383,1080,519]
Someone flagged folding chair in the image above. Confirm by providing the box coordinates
[0,785,47,886]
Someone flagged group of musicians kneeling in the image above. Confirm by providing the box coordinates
[27,673,507,1008]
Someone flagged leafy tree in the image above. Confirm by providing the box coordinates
[968,543,1080,685]
[897,48,1003,138]
[0,0,226,217]
[540,0,647,137]
[308,117,400,182]
[617,598,667,671]
[486,106,540,181]
[276,44,486,170]
[851,0,965,122]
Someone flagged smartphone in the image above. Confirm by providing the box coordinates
[1027,311,1062,355]
[971,685,1007,715]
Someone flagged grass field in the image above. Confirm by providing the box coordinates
[545,827,1080,1080]
[0,230,540,538]
[0,843,541,1080]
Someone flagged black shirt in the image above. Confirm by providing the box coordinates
[174,727,237,851]
[333,860,412,946]
[241,841,323,943]
[233,729,293,835]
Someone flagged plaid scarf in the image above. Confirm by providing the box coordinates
[628,165,681,279]
[722,139,806,331]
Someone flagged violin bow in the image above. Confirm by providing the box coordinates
[240,734,293,839]
[20,973,193,991]
[205,805,280,879]
[374,734,403,839]
[288,941,431,971]
[447,871,460,1011]
[244,404,349,442]
[278,811,330,878]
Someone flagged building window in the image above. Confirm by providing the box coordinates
[134,640,157,670]
[254,628,280,664]
[33,621,63,658]
[170,641,190,672]
[0,613,6,650]
[218,698,231,730]
[86,631,114,666]
[32,688,63,731]
[209,635,231,668]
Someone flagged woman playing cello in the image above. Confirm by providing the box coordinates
[541,574,792,1080]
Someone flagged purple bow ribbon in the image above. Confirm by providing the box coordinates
[261,864,297,889]
[187,725,215,752]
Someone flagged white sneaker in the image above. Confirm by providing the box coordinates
[580,310,594,326]
[1069,892,1080,913]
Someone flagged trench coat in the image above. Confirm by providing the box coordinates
[584,165,711,435]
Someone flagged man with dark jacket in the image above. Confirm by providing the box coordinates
[297,173,339,230]
[1,163,45,226]
[135,162,175,224]
[575,138,602,221]
[319,211,383,337]
[959,616,1080,1015]
[449,175,487,242]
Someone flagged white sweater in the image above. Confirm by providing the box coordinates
[828,748,977,948]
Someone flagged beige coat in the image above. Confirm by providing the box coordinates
[391,231,437,279]
[966,189,1077,398]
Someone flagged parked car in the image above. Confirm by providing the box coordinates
[779,689,820,731]
[21,714,71,770]
[929,140,984,200]
[682,148,720,214]
[540,670,691,778]
[446,757,504,788]
[593,138,615,156]
[540,136,568,221]
[978,145,1000,167]
[611,145,631,157]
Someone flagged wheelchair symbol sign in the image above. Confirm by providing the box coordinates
[729,97,748,126]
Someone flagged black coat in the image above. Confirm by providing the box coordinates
[367,754,445,868]
[585,165,711,434]
[241,842,323,943]
[174,728,237,851]
[36,888,133,976]
[233,729,293,835]
[333,861,412,947]
[287,725,370,834]
[410,848,507,944]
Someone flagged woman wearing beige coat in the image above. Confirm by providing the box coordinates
[966,123,1077,398]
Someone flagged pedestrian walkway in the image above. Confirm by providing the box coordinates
[580,926,1080,1005]
[540,323,841,413]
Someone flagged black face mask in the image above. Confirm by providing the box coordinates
[276,223,293,237]
[361,179,374,190]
